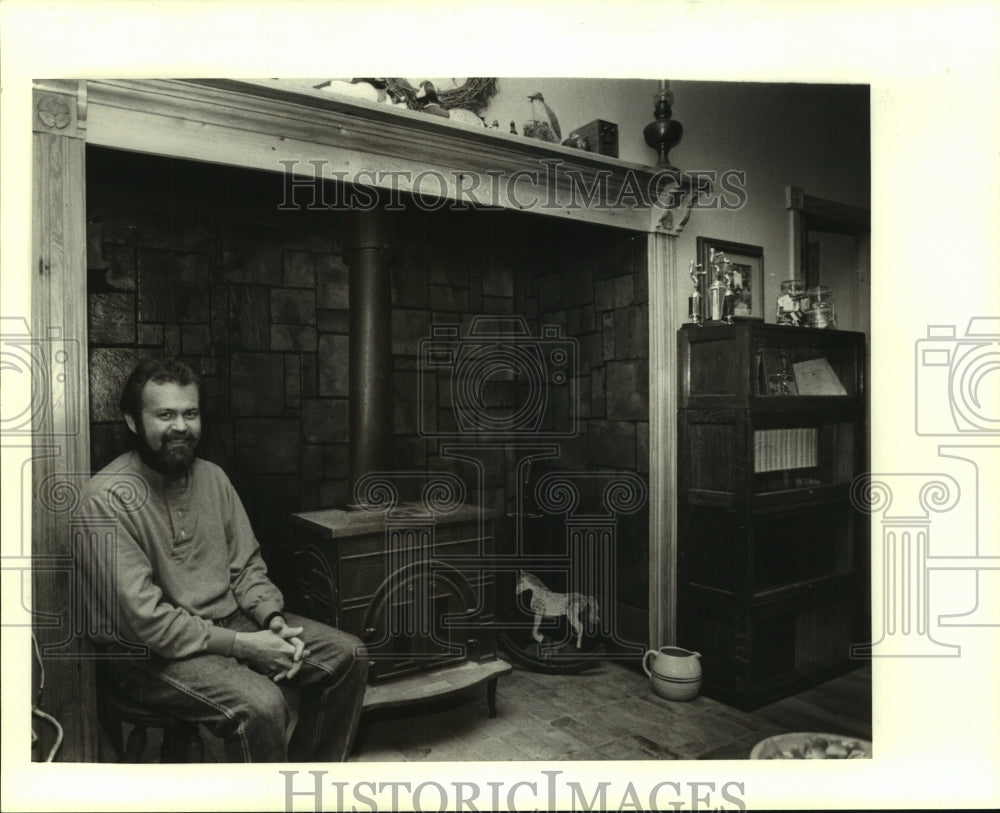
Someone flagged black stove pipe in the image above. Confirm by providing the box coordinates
[347,205,393,502]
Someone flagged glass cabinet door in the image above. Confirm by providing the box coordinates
[751,333,860,399]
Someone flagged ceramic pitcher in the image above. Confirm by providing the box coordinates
[643,646,702,701]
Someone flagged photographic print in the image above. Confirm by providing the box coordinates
[697,236,764,320]
[2,3,998,813]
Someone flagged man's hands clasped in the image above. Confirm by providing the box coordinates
[231,616,311,682]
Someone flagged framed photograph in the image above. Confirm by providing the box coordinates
[696,237,765,321]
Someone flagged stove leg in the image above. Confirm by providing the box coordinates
[486,677,499,718]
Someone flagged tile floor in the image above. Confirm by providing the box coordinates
[350,659,872,762]
[117,658,872,762]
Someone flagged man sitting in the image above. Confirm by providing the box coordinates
[77,357,368,762]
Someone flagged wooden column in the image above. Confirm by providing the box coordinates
[787,185,806,280]
[30,80,98,761]
[646,195,692,649]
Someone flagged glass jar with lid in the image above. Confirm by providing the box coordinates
[776,279,807,326]
[806,285,836,328]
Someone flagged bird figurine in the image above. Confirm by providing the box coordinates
[525,92,561,142]
[415,81,450,118]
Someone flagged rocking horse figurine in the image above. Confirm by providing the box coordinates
[515,571,599,649]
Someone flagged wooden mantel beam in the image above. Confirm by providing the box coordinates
[84,78,698,234]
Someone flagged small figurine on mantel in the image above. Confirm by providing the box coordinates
[706,248,723,322]
[706,248,736,323]
[688,259,705,324]
[414,81,449,118]
[522,92,561,143]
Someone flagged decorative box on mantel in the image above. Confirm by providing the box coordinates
[289,503,499,684]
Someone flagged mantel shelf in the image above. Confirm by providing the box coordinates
[197,79,662,176]
[45,77,706,233]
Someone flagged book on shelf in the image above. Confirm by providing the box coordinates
[754,427,818,473]
[792,357,847,396]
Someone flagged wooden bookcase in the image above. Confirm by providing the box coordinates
[676,321,869,709]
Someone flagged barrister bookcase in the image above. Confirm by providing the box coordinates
[676,321,869,709]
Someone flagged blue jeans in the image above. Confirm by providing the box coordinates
[109,611,369,762]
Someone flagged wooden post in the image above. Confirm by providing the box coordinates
[30,79,99,761]
[646,194,689,650]
[787,185,805,281]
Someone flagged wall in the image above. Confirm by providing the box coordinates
[85,149,648,629]
[301,77,870,326]
[296,77,663,165]
[85,78,868,648]
[86,147,353,586]
[808,229,863,332]
[668,81,870,322]
[478,78,870,327]
[524,219,650,645]
[387,206,539,513]
[472,77,663,165]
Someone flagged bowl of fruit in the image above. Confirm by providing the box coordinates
[750,732,872,760]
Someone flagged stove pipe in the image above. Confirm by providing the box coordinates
[347,205,393,501]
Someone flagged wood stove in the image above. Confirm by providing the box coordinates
[290,497,499,684]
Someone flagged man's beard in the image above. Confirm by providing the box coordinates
[136,427,198,476]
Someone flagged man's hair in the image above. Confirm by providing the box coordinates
[119,357,203,421]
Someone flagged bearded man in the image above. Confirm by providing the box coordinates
[77,357,368,762]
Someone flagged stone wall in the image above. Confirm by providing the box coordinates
[86,148,350,584]
[521,220,651,643]
[86,148,649,631]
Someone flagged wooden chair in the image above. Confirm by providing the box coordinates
[95,659,205,763]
